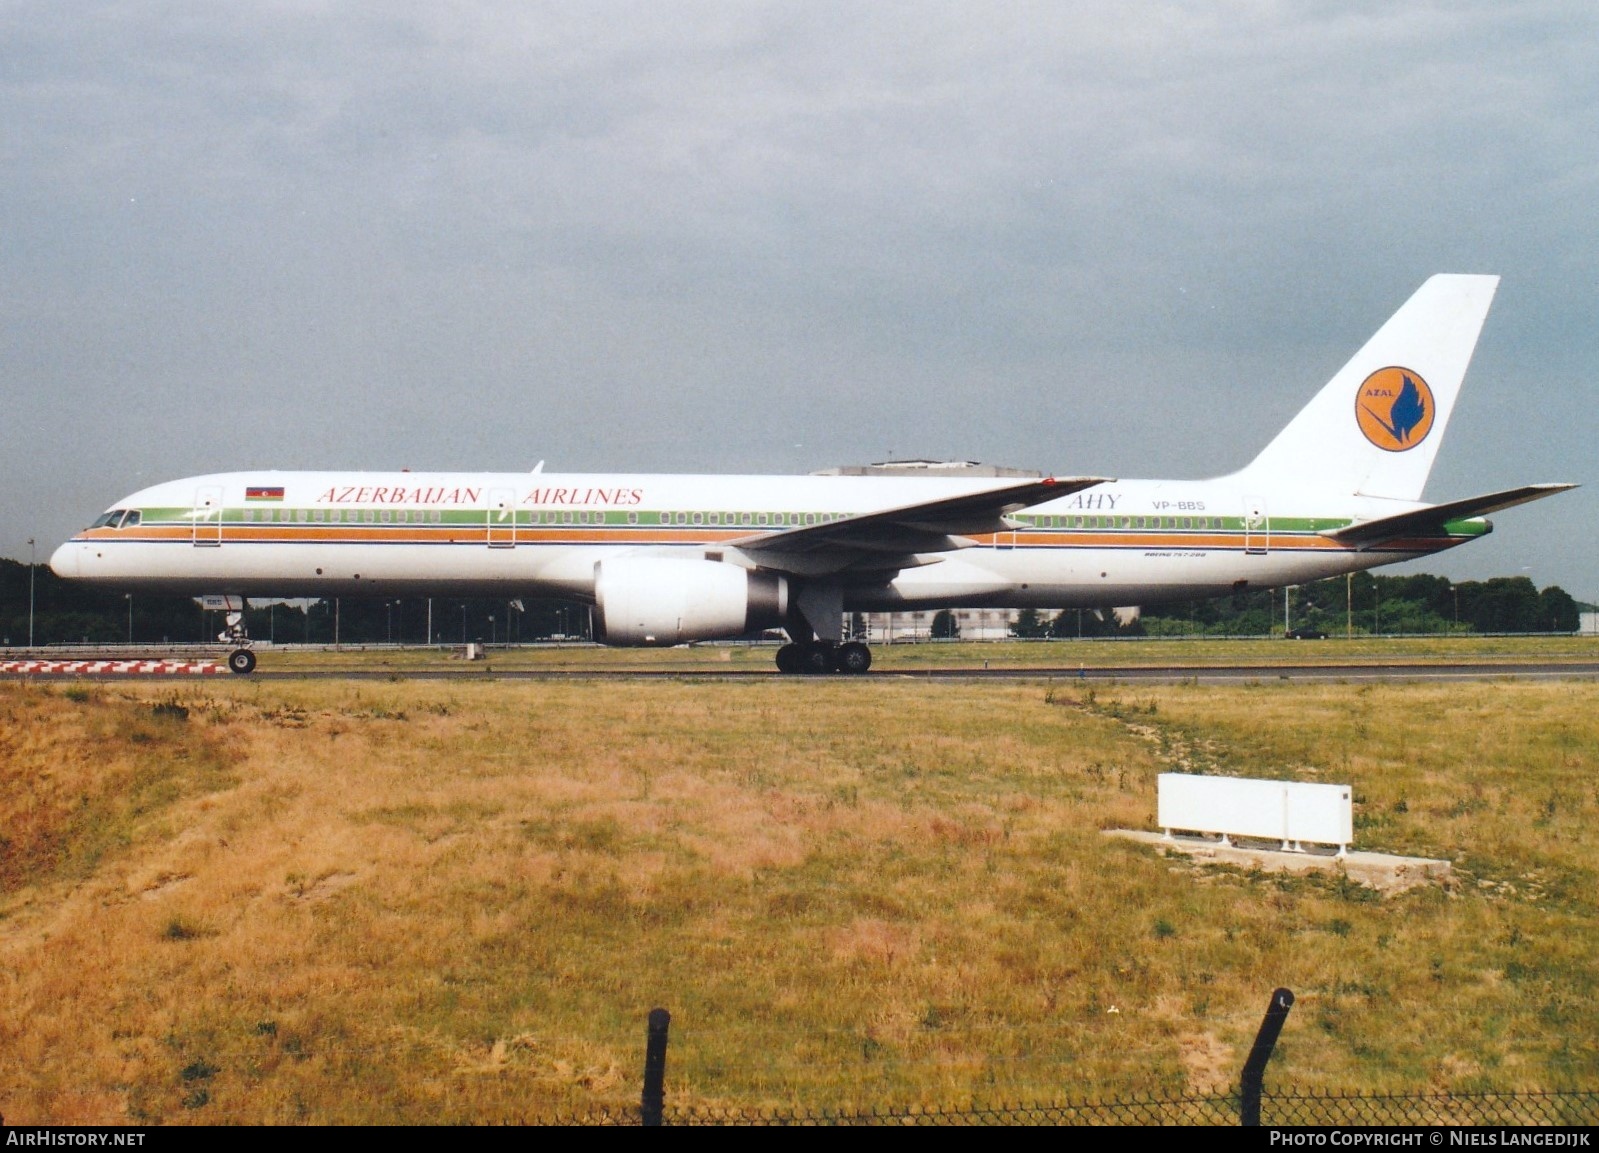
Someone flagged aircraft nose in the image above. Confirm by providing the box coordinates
[49,541,79,579]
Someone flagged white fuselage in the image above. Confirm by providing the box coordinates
[49,469,1475,612]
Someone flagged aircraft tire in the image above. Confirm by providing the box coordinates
[775,644,802,674]
[834,642,872,675]
[798,643,833,675]
[227,649,257,676]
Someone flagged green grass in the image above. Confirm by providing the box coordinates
[240,631,1599,675]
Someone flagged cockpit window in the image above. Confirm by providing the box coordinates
[91,510,125,529]
[121,510,141,527]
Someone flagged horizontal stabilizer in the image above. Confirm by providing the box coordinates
[1320,484,1577,546]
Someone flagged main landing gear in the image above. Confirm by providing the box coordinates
[774,640,872,676]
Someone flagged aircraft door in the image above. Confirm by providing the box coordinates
[193,485,224,547]
[1243,496,1269,555]
[487,488,517,548]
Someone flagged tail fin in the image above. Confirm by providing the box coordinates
[1231,274,1499,501]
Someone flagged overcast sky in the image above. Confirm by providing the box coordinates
[4,2,1596,595]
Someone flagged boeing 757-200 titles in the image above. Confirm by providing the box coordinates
[51,275,1574,674]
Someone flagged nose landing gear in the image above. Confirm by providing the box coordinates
[216,604,257,675]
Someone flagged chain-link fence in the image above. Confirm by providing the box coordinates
[530,998,1599,1127]
[544,1089,1598,1127]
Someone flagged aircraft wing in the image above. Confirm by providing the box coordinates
[731,476,1111,575]
[1321,484,1577,547]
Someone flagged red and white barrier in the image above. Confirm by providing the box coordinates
[0,660,226,676]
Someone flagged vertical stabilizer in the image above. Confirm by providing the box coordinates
[1232,274,1499,502]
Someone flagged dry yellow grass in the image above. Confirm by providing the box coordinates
[0,674,1595,1123]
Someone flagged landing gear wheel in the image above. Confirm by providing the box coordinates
[775,644,802,674]
[227,649,257,676]
[798,643,833,675]
[834,641,872,675]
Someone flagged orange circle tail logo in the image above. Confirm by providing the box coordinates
[1355,367,1434,452]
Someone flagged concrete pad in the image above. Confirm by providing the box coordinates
[1103,829,1451,895]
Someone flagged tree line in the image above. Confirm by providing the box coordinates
[1000,571,1583,638]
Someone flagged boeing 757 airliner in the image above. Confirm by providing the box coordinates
[51,275,1574,674]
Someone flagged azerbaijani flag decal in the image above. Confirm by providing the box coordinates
[245,486,285,502]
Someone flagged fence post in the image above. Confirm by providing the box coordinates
[641,1007,671,1126]
[1239,987,1294,1126]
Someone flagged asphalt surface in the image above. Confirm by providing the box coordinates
[9,660,1599,683]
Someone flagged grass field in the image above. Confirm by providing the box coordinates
[1,660,1596,1123]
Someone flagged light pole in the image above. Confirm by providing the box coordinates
[126,593,133,644]
[27,537,36,649]
[386,601,393,644]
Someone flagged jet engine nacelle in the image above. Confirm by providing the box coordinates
[592,557,789,646]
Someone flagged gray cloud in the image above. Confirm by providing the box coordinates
[4,1,1595,591]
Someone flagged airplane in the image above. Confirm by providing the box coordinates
[50,274,1574,675]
